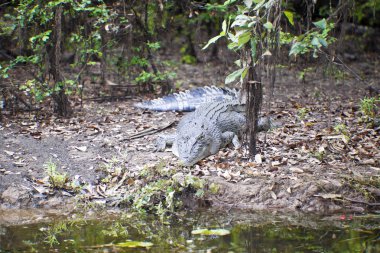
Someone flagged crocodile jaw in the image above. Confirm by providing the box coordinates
[175,134,211,166]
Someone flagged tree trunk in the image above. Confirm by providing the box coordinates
[245,65,263,159]
[49,5,72,117]
[100,27,107,86]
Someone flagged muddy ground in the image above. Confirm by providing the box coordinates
[0,56,379,214]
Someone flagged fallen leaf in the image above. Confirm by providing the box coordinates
[314,193,342,199]
[75,146,88,152]
[116,241,153,248]
[13,161,26,167]
[191,228,230,236]
[4,150,14,156]
[270,191,277,200]
[360,159,376,165]
[32,185,49,194]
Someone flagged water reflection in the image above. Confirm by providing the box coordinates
[0,210,379,252]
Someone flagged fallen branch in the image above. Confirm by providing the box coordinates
[343,197,380,207]
[121,121,175,141]
[83,95,133,101]
[314,194,380,207]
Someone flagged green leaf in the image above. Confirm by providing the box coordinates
[243,0,253,8]
[223,0,237,6]
[313,18,327,29]
[248,21,256,27]
[227,32,238,43]
[253,0,265,11]
[284,10,294,26]
[241,67,249,79]
[263,21,273,30]
[311,37,321,47]
[318,37,328,47]
[237,32,251,46]
[289,42,305,56]
[191,229,230,236]
[202,34,224,50]
[116,241,153,248]
[225,67,247,84]
[222,19,227,33]
[231,15,250,28]
[227,42,238,50]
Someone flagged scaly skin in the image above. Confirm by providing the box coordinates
[156,100,256,166]
[134,86,239,111]
[135,86,272,166]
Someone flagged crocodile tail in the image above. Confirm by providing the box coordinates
[134,86,239,112]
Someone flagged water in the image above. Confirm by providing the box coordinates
[0,210,379,252]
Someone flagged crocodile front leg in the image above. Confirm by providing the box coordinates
[209,131,239,155]
[221,131,241,149]
[154,134,176,152]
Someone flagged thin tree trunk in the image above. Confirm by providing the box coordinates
[100,27,107,86]
[245,66,263,158]
[49,5,72,117]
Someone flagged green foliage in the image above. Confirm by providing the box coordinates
[181,55,197,64]
[298,67,314,82]
[334,123,350,143]
[43,221,68,246]
[297,107,309,120]
[354,0,380,25]
[146,41,161,51]
[135,70,176,84]
[202,1,339,85]
[313,151,325,162]
[287,19,335,58]
[135,70,156,84]
[44,160,68,189]
[100,222,129,238]
[359,96,379,118]
[130,161,207,216]
[43,219,83,247]
[129,56,149,68]
[1,0,111,108]
[209,183,220,194]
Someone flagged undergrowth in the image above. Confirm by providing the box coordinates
[128,160,208,217]
[94,159,216,217]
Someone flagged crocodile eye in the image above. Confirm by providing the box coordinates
[196,133,205,141]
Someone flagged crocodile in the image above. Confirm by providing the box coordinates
[135,86,271,166]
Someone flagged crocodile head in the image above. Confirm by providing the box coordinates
[176,132,211,166]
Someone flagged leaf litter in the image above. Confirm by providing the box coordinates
[0,61,379,213]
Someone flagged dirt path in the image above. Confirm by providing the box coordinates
[0,60,379,213]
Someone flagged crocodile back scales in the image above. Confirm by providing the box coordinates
[134,86,239,112]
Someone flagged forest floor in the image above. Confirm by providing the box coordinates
[0,53,379,217]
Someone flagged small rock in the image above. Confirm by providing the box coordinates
[255,154,262,164]
[289,167,304,173]
[1,185,31,206]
